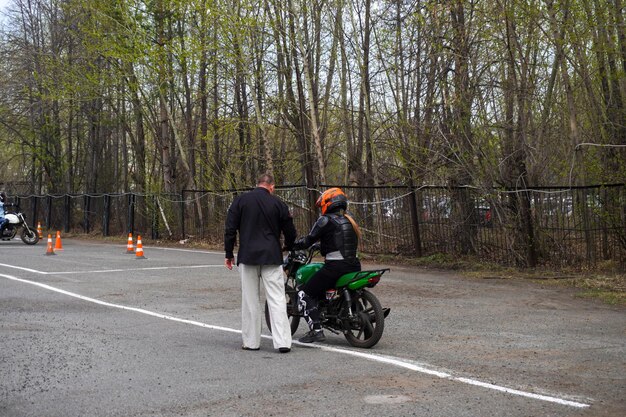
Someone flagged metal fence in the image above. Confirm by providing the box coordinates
[11,184,626,269]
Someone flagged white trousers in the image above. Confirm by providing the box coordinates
[240,264,292,349]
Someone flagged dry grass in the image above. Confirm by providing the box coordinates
[363,252,626,307]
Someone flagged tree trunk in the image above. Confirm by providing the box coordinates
[449,0,476,255]
[155,0,175,193]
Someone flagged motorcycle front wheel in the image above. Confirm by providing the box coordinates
[21,228,39,245]
[264,284,300,336]
[343,289,385,348]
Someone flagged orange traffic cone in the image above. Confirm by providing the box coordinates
[135,235,145,259]
[125,233,134,254]
[36,222,43,239]
[54,231,63,251]
[45,234,56,256]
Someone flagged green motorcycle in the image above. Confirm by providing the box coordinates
[265,245,390,348]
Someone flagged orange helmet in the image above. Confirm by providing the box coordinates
[316,187,348,215]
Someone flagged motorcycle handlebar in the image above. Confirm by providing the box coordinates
[284,242,320,253]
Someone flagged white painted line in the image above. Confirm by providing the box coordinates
[302,346,452,379]
[301,342,591,408]
[1,273,239,335]
[47,265,224,275]
[42,239,223,255]
[0,273,592,409]
[0,262,46,274]
[0,262,223,275]
[144,246,223,255]
[455,377,590,408]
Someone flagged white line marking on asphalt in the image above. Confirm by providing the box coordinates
[144,246,223,255]
[0,272,592,409]
[1,273,240,335]
[0,262,45,274]
[304,343,591,408]
[47,265,224,275]
[0,262,223,275]
[65,240,223,255]
[454,377,590,408]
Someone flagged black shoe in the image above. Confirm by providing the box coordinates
[298,329,326,343]
[278,347,291,353]
[242,345,260,351]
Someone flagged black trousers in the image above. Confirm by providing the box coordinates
[298,259,361,331]
[300,259,361,300]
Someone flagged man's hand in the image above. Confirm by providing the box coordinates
[225,258,235,270]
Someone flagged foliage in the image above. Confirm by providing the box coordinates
[0,0,623,196]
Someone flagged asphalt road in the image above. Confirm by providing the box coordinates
[1,239,624,417]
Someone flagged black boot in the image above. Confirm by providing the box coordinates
[297,290,325,343]
[299,329,326,343]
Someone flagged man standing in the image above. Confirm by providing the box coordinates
[224,173,296,353]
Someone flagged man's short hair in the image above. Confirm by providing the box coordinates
[257,173,274,186]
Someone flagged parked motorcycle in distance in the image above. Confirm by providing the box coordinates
[1,208,39,245]
[265,244,390,348]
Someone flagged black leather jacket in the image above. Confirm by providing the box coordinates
[294,210,358,260]
[224,187,297,265]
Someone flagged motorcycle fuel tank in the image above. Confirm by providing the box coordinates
[295,262,323,286]
[5,214,19,224]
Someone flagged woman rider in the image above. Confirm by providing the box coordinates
[293,188,361,343]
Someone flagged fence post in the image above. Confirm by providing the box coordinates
[521,189,537,267]
[103,194,110,237]
[152,194,159,240]
[127,193,135,234]
[407,185,422,257]
[63,195,71,233]
[181,191,186,240]
[46,196,52,229]
[621,185,626,269]
[83,195,91,233]
[31,195,38,226]
[307,187,318,228]
[580,187,595,267]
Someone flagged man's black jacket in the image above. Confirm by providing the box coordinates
[224,187,296,265]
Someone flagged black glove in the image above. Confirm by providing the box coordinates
[293,237,307,250]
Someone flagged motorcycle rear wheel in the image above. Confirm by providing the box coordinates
[343,289,384,348]
[21,228,39,245]
[264,284,300,336]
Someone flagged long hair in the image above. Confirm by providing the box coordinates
[343,211,362,241]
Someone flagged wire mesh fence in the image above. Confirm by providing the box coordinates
[10,184,625,269]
